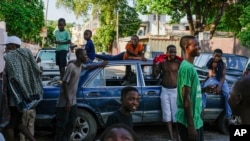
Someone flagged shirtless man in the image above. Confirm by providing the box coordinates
[202,49,233,124]
[153,45,182,141]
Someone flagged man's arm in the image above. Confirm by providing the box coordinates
[217,63,226,93]
[84,61,108,70]
[54,40,71,45]
[62,81,70,112]
[182,86,197,141]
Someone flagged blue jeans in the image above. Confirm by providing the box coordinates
[202,77,232,119]
[95,52,125,60]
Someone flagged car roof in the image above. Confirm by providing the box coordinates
[201,52,248,59]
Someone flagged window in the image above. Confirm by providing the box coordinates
[194,54,211,68]
[153,15,161,21]
[141,64,160,86]
[86,64,137,87]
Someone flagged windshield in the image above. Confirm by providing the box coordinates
[223,55,248,71]
[38,51,55,61]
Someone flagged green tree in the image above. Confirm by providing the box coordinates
[238,3,250,47]
[0,0,44,43]
[135,0,239,38]
[56,0,141,52]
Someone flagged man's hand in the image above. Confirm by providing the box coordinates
[188,125,198,141]
[100,61,108,67]
[216,86,222,94]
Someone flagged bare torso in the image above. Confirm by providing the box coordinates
[160,60,180,87]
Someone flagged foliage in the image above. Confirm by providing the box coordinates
[238,2,250,47]
[135,0,239,38]
[0,0,44,43]
[56,0,141,52]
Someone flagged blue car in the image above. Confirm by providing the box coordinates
[36,57,242,140]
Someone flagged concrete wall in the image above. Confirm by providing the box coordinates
[0,22,7,73]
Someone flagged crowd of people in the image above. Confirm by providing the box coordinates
[0,17,250,141]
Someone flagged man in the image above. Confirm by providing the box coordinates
[243,63,250,77]
[176,35,203,141]
[153,45,182,141]
[229,75,250,124]
[4,36,41,141]
[55,48,107,141]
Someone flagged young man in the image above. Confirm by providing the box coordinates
[176,35,203,141]
[54,18,71,79]
[106,86,140,129]
[95,35,146,61]
[229,75,250,124]
[84,29,96,62]
[55,48,107,141]
[4,36,41,141]
[153,45,182,141]
[202,49,233,124]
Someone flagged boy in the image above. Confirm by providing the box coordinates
[176,35,203,141]
[153,45,182,141]
[54,18,71,79]
[229,75,250,124]
[95,35,146,61]
[55,48,107,141]
[202,49,233,124]
[84,30,96,62]
[106,86,140,129]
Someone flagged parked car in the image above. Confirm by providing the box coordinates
[194,52,249,134]
[35,59,233,141]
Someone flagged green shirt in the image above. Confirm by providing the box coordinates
[54,30,70,51]
[176,60,203,129]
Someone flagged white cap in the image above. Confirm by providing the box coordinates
[5,36,22,46]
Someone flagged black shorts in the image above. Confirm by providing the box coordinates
[56,50,68,67]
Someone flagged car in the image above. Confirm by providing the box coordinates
[35,59,232,141]
[35,48,74,81]
[194,52,249,134]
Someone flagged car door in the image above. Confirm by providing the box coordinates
[79,63,143,124]
[139,64,162,122]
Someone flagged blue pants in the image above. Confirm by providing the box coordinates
[202,77,232,119]
[95,52,125,60]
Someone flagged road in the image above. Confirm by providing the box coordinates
[36,123,229,141]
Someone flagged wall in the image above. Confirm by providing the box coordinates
[0,22,7,73]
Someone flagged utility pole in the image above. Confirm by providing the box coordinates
[116,8,119,50]
[42,0,49,48]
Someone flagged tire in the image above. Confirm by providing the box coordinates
[70,109,97,141]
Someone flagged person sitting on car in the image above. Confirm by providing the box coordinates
[95,35,146,61]
[202,48,233,124]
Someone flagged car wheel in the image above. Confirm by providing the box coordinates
[70,109,97,141]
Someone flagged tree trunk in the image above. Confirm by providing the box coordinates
[185,2,195,35]
[209,1,225,39]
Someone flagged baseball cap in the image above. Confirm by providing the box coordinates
[5,36,22,46]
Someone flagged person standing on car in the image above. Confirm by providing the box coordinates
[201,49,233,124]
[54,18,71,79]
[55,48,107,141]
[229,75,250,124]
[176,35,203,141]
[153,45,182,141]
[83,29,96,62]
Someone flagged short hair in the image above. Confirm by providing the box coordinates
[58,18,66,24]
[179,35,195,51]
[233,75,250,100]
[75,48,85,58]
[121,86,138,101]
[99,123,138,141]
[84,29,92,36]
[131,35,139,40]
[214,48,223,54]
[166,45,176,51]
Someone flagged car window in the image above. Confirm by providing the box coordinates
[38,51,55,61]
[86,64,137,87]
[223,56,248,71]
[194,54,211,68]
[141,64,160,86]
